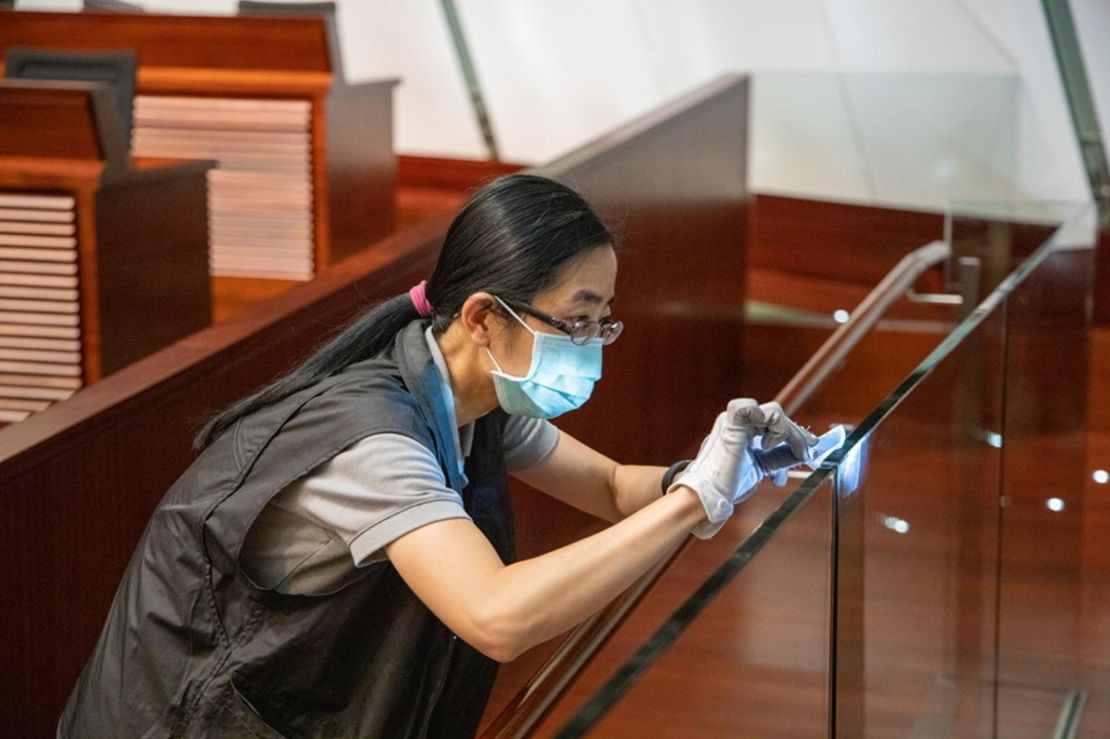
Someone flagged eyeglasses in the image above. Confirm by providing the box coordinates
[499,298,623,346]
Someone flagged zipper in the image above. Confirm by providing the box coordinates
[417,633,458,738]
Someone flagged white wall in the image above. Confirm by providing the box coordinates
[13,0,1106,209]
[450,0,1093,208]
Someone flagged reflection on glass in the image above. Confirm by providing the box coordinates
[551,474,837,738]
[842,304,1007,737]
[992,208,1096,738]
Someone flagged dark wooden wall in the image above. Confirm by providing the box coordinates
[0,74,750,738]
[750,193,1109,325]
[396,154,525,191]
[1097,227,1109,325]
[749,194,943,286]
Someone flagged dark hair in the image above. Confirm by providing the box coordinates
[193,173,614,449]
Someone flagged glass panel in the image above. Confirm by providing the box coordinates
[547,473,837,738]
[542,204,1095,737]
[750,73,1019,211]
[833,202,1096,737]
[994,211,1097,736]
[837,302,1007,737]
[947,200,1085,298]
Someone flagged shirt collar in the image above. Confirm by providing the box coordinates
[424,326,475,462]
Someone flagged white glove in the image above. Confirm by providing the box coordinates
[671,399,818,539]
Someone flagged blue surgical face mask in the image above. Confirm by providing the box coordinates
[486,298,603,419]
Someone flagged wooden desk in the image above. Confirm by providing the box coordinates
[0,80,211,424]
[0,8,397,281]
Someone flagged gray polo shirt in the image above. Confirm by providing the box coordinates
[240,328,559,595]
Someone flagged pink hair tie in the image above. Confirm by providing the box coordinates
[409,280,434,318]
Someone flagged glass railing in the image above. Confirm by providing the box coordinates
[543,201,1097,738]
[749,72,1023,212]
[558,472,837,738]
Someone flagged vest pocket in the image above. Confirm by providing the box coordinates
[216,680,288,738]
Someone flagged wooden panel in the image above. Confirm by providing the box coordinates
[0,83,102,161]
[397,154,526,191]
[95,161,210,376]
[0,10,332,74]
[750,194,944,286]
[750,194,1105,324]
[504,73,751,562]
[324,80,398,265]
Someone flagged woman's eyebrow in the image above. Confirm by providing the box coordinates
[569,289,616,306]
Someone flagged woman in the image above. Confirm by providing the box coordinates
[59,174,815,738]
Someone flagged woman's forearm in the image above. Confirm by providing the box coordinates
[480,484,703,660]
[611,463,668,518]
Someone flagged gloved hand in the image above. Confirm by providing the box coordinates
[671,399,818,539]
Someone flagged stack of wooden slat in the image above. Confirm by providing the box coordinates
[0,193,82,423]
[131,95,315,281]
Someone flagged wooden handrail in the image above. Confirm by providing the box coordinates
[776,240,952,415]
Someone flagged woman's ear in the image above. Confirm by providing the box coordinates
[458,292,501,347]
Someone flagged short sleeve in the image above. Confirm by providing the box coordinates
[277,432,472,568]
[501,415,559,470]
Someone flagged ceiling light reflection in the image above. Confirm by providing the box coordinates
[879,515,910,534]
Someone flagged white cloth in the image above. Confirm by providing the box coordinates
[240,328,559,595]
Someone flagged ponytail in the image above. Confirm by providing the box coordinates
[192,294,419,449]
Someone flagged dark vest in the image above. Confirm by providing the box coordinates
[59,321,515,738]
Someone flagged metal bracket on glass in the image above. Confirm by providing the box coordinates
[942,256,982,319]
[776,240,954,414]
[904,290,963,306]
